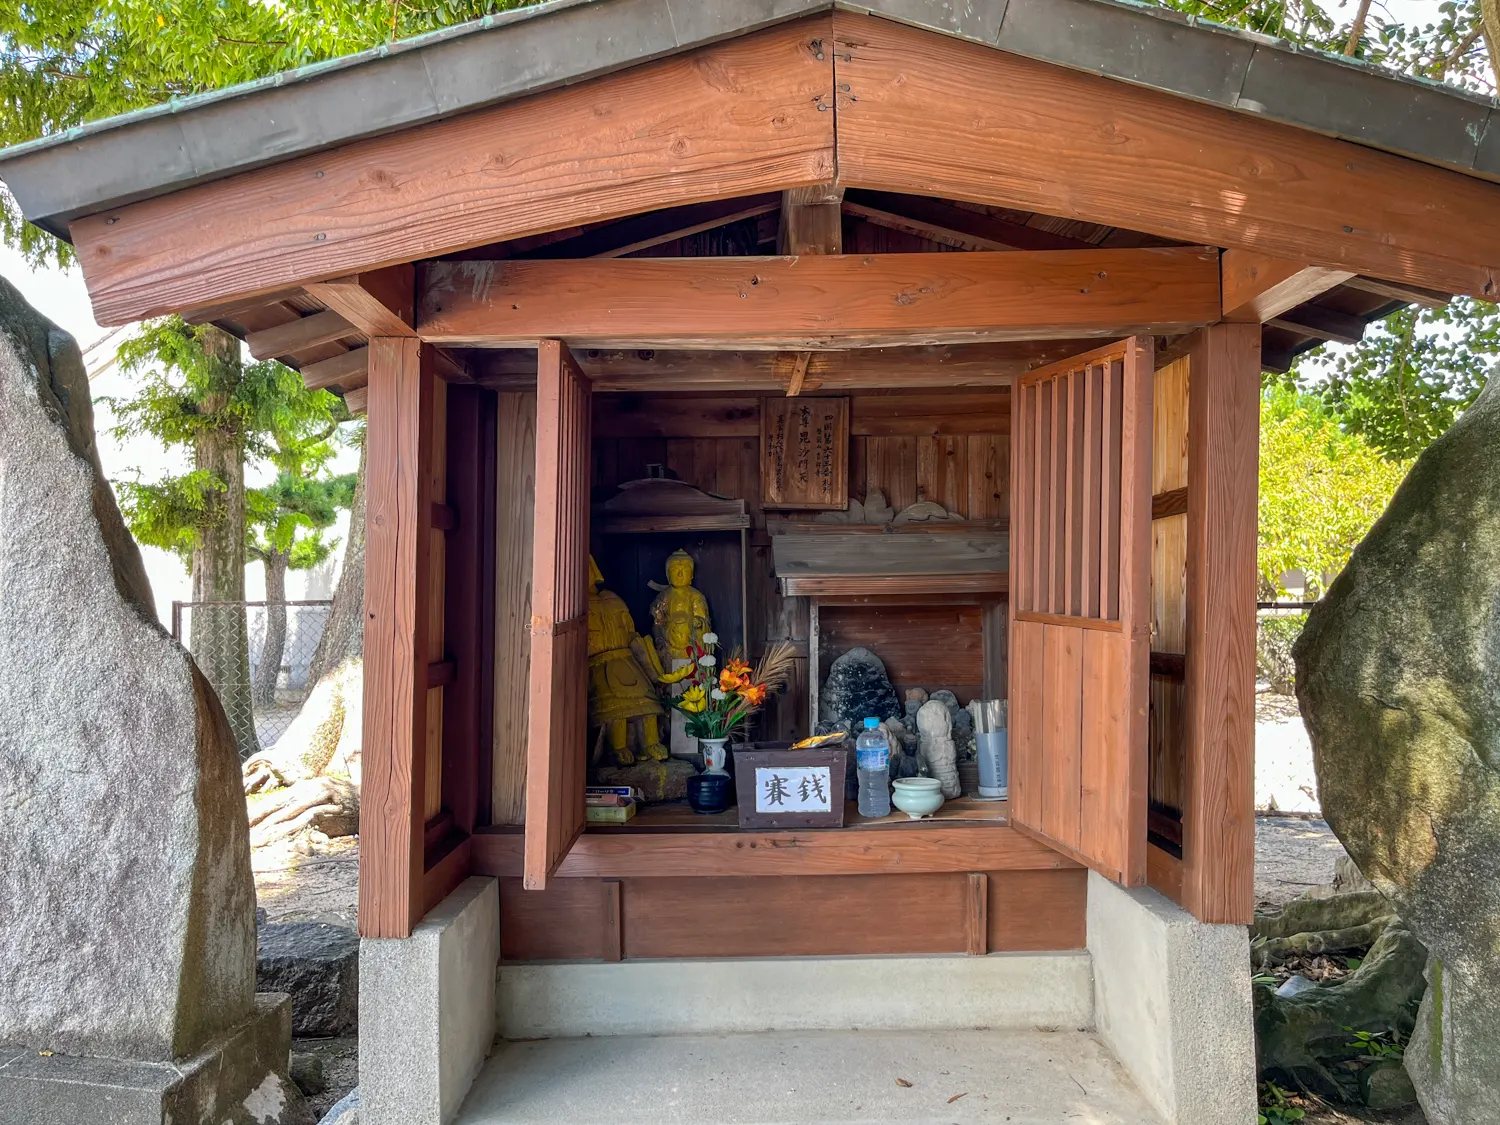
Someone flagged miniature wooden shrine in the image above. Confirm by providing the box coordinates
[11,0,1491,973]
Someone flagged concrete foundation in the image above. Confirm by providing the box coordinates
[497,951,1094,1039]
[1086,871,1257,1125]
[360,877,499,1125]
[0,994,304,1125]
[454,1028,1160,1125]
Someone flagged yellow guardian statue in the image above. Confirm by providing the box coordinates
[587,557,669,766]
[649,549,712,665]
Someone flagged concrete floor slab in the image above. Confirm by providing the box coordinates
[454,1029,1164,1125]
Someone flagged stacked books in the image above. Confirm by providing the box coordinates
[585,785,638,824]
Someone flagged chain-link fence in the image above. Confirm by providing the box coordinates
[172,600,333,759]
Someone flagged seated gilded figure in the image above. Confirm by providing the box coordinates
[587,556,668,766]
[649,549,712,666]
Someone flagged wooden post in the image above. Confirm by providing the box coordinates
[358,337,436,938]
[1182,323,1260,925]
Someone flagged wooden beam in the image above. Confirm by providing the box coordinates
[469,340,1099,391]
[1221,251,1354,322]
[245,309,357,360]
[306,265,415,338]
[418,248,1221,348]
[843,189,1094,252]
[342,385,368,416]
[518,195,780,259]
[1182,323,1260,925]
[1267,305,1367,346]
[358,338,437,938]
[471,823,1079,878]
[779,185,844,255]
[70,17,837,324]
[301,347,368,392]
[833,10,1500,300]
[1344,276,1451,309]
[784,351,812,396]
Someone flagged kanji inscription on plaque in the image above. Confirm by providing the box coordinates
[761,396,849,510]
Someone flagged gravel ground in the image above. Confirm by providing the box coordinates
[1257,692,1321,814]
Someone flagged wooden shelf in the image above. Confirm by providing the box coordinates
[587,796,1008,833]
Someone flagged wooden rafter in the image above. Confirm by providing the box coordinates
[1267,305,1366,346]
[416,248,1221,348]
[69,17,837,324]
[516,194,781,259]
[306,266,415,338]
[466,340,1099,391]
[245,309,358,360]
[843,189,1094,252]
[1220,250,1354,323]
[833,11,1500,300]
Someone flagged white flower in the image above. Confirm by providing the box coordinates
[711,688,727,700]
[698,654,717,667]
[702,631,718,646]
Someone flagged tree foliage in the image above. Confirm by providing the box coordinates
[1257,384,1410,597]
[104,316,347,561]
[0,0,533,265]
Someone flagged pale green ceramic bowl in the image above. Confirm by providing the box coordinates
[891,777,944,819]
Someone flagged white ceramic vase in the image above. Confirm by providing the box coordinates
[700,737,730,776]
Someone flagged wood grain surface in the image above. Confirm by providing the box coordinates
[73,18,837,323]
[417,249,1220,348]
[833,10,1500,299]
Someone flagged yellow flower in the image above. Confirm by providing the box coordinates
[659,664,694,685]
[680,685,707,713]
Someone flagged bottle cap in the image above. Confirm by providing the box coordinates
[863,717,880,729]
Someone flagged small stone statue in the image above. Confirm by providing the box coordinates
[917,699,961,799]
[649,549,712,665]
[587,556,668,766]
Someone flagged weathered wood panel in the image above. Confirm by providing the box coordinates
[834,9,1500,299]
[1183,325,1260,924]
[1008,340,1151,886]
[73,18,837,323]
[417,249,1222,348]
[359,338,435,938]
[1150,357,1190,822]
[523,342,591,889]
[818,604,984,700]
[492,391,537,826]
[495,865,1086,960]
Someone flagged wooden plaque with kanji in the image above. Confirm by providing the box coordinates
[761,396,849,510]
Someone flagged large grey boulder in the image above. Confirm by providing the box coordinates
[258,922,359,1036]
[0,277,308,1124]
[1295,376,1500,1123]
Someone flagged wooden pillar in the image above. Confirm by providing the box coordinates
[358,337,436,938]
[1181,323,1260,925]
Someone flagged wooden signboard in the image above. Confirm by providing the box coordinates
[734,749,848,829]
[761,397,849,510]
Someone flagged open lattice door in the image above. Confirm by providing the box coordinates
[1008,338,1153,885]
[523,340,592,890]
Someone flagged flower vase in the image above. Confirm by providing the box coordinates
[699,737,730,776]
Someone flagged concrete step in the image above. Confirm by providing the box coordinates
[453,1028,1163,1125]
[497,953,1093,1039]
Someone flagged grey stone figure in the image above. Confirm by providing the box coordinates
[1296,373,1500,1125]
[0,277,309,1124]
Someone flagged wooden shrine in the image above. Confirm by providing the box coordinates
[7,0,1493,966]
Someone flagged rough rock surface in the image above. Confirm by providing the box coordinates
[819,647,901,730]
[257,923,359,1036]
[593,757,695,803]
[1295,376,1500,1123]
[0,277,256,1061]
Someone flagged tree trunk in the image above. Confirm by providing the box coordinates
[253,550,289,708]
[308,437,366,685]
[1485,0,1500,88]
[188,325,260,758]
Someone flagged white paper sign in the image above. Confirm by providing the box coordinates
[754,766,833,813]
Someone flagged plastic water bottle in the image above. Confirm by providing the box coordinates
[856,717,892,817]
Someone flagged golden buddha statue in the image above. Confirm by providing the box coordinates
[649,549,712,665]
[587,556,668,766]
